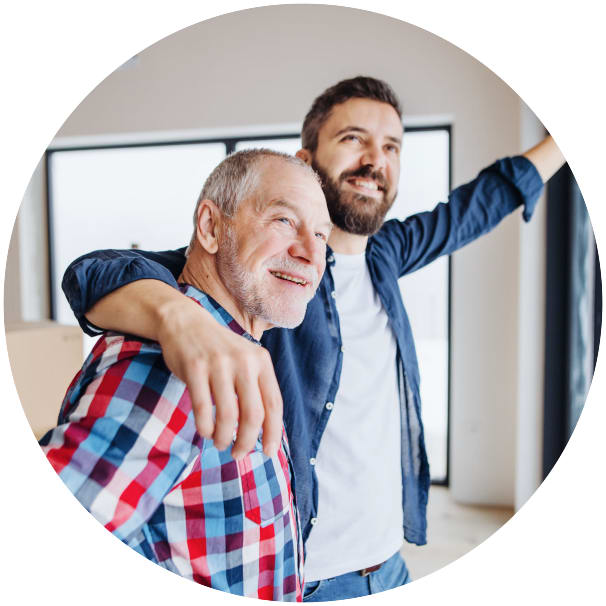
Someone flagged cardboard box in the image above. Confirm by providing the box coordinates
[6,321,83,440]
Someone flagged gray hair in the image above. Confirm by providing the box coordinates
[187,148,320,255]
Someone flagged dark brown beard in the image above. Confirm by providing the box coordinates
[311,161,396,236]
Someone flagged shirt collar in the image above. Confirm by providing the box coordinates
[326,245,335,267]
[178,283,260,345]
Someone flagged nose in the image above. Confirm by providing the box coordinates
[360,141,387,172]
[289,229,325,273]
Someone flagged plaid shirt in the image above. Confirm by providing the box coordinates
[40,285,304,600]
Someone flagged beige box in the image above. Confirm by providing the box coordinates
[6,321,83,439]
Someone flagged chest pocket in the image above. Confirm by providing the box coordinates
[237,438,291,527]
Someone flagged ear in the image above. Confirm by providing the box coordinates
[296,148,313,165]
[195,199,222,254]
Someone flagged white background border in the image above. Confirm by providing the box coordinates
[2,2,604,604]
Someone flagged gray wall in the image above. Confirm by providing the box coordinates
[7,5,546,507]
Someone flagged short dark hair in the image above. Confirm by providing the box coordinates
[301,76,403,152]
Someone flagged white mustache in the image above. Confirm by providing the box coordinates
[267,258,319,288]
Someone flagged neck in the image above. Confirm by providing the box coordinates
[180,248,269,340]
[327,226,368,254]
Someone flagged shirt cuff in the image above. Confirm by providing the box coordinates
[509,155,544,222]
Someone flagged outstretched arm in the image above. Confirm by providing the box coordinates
[380,134,566,278]
[522,135,565,183]
[62,251,283,461]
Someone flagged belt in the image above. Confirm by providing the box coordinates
[358,562,384,577]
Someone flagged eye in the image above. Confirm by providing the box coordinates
[274,216,299,231]
[385,143,400,154]
[341,134,361,143]
[315,232,328,242]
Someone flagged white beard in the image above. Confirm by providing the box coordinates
[215,225,315,329]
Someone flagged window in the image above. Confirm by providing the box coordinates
[47,125,451,482]
[235,137,301,154]
[48,142,226,328]
[386,127,451,482]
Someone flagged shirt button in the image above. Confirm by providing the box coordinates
[331,291,336,299]
[327,254,335,263]
[311,517,318,526]
[326,402,334,411]
[340,346,345,353]
[309,457,316,466]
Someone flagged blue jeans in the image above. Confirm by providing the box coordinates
[303,550,411,601]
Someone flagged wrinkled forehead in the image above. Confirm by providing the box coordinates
[320,98,403,140]
[256,157,321,197]
[251,158,329,219]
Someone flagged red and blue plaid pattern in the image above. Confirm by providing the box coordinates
[40,285,303,600]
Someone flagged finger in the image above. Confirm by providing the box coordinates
[209,367,239,452]
[184,365,215,440]
[231,373,265,461]
[258,358,284,458]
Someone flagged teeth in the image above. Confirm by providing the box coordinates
[271,271,308,285]
[353,179,379,191]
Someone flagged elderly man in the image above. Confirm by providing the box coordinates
[40,149,331,600]
[61,77,565,600]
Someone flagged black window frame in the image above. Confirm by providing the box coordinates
[45,124,453,485]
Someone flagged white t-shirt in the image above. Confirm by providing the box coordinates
[303,251,404,582]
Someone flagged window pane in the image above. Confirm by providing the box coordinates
[48,130,450,477]
[49,142,226,352]
[386,129,450,481]
[235,138,301,155]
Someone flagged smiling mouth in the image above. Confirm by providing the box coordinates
[269,270,310,286]
[346,178,384,193]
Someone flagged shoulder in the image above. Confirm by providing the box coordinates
[77,333,168,389]
[367,219,409,266]
[62,332,187,423]
[90,333,162,365]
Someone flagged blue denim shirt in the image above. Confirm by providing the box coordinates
[62,156,543,548]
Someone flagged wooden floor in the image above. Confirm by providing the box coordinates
[400,486,513,579]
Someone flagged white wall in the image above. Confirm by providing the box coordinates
[7,5,546,506]
[514,104,548,511]
[4,217,22,326]
[6,158,48,325]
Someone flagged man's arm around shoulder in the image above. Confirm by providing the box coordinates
[62,246,283,461]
